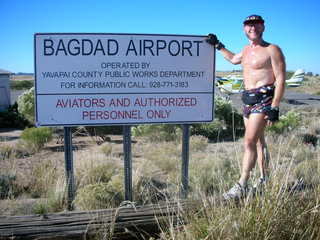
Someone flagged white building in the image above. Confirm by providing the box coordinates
[0,69,12,111]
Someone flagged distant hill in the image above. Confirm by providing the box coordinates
[14,72,34,76]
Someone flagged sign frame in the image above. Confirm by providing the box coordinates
[34,33,215,127]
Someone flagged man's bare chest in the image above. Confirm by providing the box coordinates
[242,48,272,70]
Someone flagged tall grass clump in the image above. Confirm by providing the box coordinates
[74,172,124,210]
[20,127,53,153]
[28,158,60,198]
[160,170,320,240]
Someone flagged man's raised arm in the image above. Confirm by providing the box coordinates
[206,34,242,65]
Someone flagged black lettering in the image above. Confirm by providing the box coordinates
[68,39,80,56]
[82,39,93,56]
[107,39,118,55]
[143,40,154,56]
[156,40,166,55]
[126,39,138,56]
[55,40,68,56]
[193,40,202,56]
[44,39,54,56]
[93,39,105,55]
[182,40,192,56]
[168,40,180,56]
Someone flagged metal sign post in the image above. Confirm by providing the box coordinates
[123,125,133,201]
[64,127,75,210]
[180,124,190,199]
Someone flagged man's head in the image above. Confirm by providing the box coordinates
[243,15,264,25]
[243,14,265,42]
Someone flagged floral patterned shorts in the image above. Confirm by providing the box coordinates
[243,84,274,119]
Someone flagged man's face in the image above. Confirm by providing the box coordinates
[243,22,265,41]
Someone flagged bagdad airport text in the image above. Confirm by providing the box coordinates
[42,38,204,57]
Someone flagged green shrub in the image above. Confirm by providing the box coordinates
[132,124,182,142]
[81,163,118,186]
[215,97,243,129]
[192,97,243,141]
[0,145,14,160]
[0,102,31,128]
[20,127,53,153]
[191,120,224,140]
[32,191,66,214]
[17,87,35,123]
[10,80,34,90]
[267,110,301,134]
[75,179,124,210]
[0,175,17,199]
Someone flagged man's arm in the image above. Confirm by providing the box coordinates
[206,34,242,65]
[269,45,286,107]
[219,48,243,65]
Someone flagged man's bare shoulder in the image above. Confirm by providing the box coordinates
[267,44,283,54]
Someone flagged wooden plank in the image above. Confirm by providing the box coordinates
[0,200,194,240]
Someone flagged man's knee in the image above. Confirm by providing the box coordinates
[256,140,267,149]
[244,137,257,150]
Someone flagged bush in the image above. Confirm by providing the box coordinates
[192,97,244,141]
[75,177,124,210]
[79,163,118,187]
[191,120,224,140]
[10,80,34,90]
[20,127,53,153]
[0,175,17,199]
[132,124,182,142]
[0,145,14,160]
[267,110,301,134]
[17,87,35,123]
[0,102,31,128]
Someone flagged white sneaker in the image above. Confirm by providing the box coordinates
[223,183,248,200]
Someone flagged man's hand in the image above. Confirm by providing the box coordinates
[265,107,279,124]
[206,34,225,50]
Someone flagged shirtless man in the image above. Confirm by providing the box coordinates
[207,15,286,199]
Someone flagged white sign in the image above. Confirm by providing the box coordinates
[34,33,215,126]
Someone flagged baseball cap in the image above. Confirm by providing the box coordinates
[243,15,265,24]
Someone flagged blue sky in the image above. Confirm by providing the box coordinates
[1,0,320,74]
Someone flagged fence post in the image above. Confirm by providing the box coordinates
[123,125,133,201]
[64,127,75,210]
[180,124,190,199]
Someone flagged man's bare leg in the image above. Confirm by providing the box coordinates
[239,114,267,186]
[256,133,270,180]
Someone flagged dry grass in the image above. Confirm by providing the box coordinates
[293,76,320,95]
[0,106,320,238]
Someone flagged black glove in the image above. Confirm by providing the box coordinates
[206,34,225,50]
[266,107,279,122]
